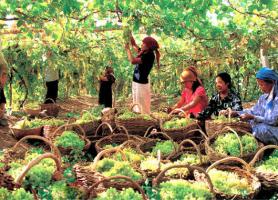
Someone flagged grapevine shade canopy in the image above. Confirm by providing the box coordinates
[0,0,277,108]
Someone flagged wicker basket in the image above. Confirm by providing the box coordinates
[40,98,60,117]
[95,127,147,154]
[205,120,251,138]
[14,153,63,186]
[152,164,215,198]
[91,148,147,190]
[160,110,200,142]
[115,104,158,136]
[10,126,43,139]
[51,124,91,155]
[73,110,101,136]
[167,139,209,167]
[23,101,41,116]
[249,145,278,190]
[139,131,178,160]
[205,126,263,164]
[86,175,148,200]
[1,135,62,169]
[204,157,261,199]
[43,120,68,140]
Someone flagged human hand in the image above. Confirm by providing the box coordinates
[240,113,255,121]
[219,110,228,116]
[124,43,130,50]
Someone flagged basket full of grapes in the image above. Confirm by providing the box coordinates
[115,105,157,136]
[10,118,44,139]
[160,117,199,141]
[152,164,215,200]
[198,157,261,199]
[249,145,278,190]
[205,126,262,163]
[205,115,251,137]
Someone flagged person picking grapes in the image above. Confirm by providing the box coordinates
[124,34,160,114]
[98,66,116,108]
[169,66,208,118]
[230,67,278,145]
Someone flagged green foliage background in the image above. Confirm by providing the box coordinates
[0,0,277,109]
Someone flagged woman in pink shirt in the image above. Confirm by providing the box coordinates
[171,66,208,118]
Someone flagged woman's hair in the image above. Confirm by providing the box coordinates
[262,79,275,84]
[105,66,114,74]
[192,80,201,92]
[216,72,233,89]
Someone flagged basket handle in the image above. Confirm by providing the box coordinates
[86,175,147,200]
[143,126,157,137]
[67,123,86,137]
[145,131,177,156]
[92,147,127,169]
[185,128,208,140]
[152,164,214,194]
[168,108,186,117]
[120,139,140,149]
[81,110,96,121]
[51,123,74,139]
[95,122,113,136]
[249,145,278,167]
[112,125,131,141]
[12,135,61,163]
[44,98,56,104]
[131,103,142,113]
[220,126,243,157]
[206,156,251,172]
[15,153,63,185]
[168,139,202,163]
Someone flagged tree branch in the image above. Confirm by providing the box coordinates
[227,0,276,21]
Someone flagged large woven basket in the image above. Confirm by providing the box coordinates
[86,175,148,200]
[43,120,68,140]
[138,131,178,160]
[40,98,60,117]
[160,120,200,142]
[14,153,63,186]
[205,126,263,164]
[95,128,147,154]
[10,126,43,139]
[167,138,209,167]
[115,104,158,136]
[205,120,251,137]
[152,164,215,199]
[51,124,91,155]
[203,157,261,199]
[249,145,278,190]
[1,135,62,169]
[91,148,147,190]
[73,110,101,136]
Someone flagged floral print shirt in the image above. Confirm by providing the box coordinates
[198,89,243,120]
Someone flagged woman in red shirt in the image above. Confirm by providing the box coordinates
[171,66,208,118]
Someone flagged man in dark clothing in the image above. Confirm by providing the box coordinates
[98,67,115,108]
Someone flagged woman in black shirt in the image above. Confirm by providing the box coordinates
[125,35,160,114]
[98,66,115,108]
[198,72,243,120]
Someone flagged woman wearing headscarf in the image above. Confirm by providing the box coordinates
[125,34,160,114]
[170,66,208,118]
[231,67,278,145]
[198,72,243,120]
